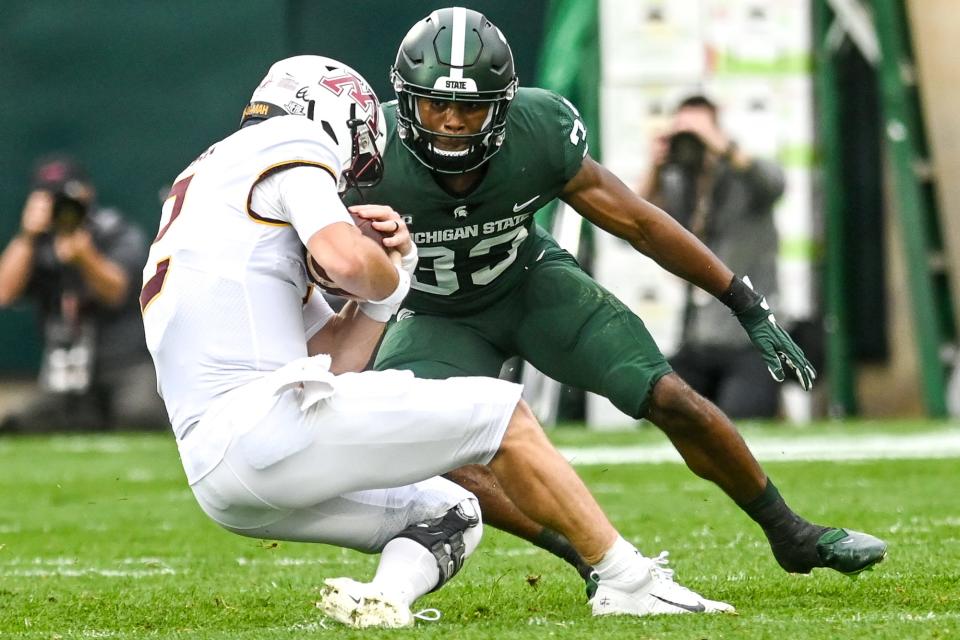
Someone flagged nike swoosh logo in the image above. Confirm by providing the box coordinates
[513,195,540,212]
[651,594,706,613]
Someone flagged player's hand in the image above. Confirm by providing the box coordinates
[348,204,410,252]
[348,204,418,275]
[733,277,816,390]
[21,190,54,238]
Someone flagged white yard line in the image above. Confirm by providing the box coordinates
[559,430,960,465]
[0,557,175,578]
[3,568,175,577]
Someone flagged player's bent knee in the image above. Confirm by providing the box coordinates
[651,373,699,412]
[394,498,482,592]
[648,373,721,434]
[444,464,496,497]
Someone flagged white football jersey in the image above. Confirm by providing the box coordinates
[141,116,352,438]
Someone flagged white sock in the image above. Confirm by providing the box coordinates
[370,537,439,607]
[593,535,651,590]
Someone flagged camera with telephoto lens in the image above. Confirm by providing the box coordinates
[50,181,89,234]
[666,131,707,173]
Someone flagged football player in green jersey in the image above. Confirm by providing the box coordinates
[345,7,887,591]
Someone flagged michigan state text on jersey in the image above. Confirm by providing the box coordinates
[350,6,887,591]
[346,88,586,316]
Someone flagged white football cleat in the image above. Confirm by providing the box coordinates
[591,551,735,617]
[316,577,414,628]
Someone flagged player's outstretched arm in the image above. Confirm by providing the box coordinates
[561,155,734,297]
[560,156,814,388]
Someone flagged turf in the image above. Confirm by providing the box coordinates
[0,422,958,639]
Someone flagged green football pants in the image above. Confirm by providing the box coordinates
[374,250,672,419]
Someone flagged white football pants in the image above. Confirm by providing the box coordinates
[182,364,521,552]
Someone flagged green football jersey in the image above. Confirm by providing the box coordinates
[346,87,589,315]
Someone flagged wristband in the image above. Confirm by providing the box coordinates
[358,300,397,323]
[719,275,762,314]
[368,265,410,308]
[400,243,418,277]
[359,265,410,322]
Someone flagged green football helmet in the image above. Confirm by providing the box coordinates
[391,7,518,174]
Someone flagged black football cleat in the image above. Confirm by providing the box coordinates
[815,528,888,576]
[769,525,888,575]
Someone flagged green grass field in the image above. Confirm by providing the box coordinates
[1,421,958,639]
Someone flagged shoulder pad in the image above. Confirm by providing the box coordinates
[249,116,343,179]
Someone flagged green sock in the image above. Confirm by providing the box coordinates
[740,478,785,526]
[739,479,827,573]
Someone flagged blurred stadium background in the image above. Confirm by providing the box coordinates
[1,0,958,426]
[2,4,959,637]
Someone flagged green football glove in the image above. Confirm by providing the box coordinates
[723,276,817,391]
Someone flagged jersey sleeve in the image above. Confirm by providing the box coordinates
[247,117,353,246]
[251,165,353,246]
[543,90,589,183]
[256,117,344,181]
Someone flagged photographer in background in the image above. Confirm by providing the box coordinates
[639,95,786,419]
[0,154,167,433]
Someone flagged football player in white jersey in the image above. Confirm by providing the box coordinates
[140,55,734,628]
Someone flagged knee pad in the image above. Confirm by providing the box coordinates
[395,498,482,591]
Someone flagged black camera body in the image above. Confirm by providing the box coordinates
[51,183,89,233]
[667,131,707,173]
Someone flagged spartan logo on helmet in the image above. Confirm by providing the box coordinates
[391,7,518,174]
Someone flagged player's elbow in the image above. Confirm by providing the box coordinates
[625,221,655,256]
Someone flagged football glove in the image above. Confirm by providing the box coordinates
[724,276,816,390]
